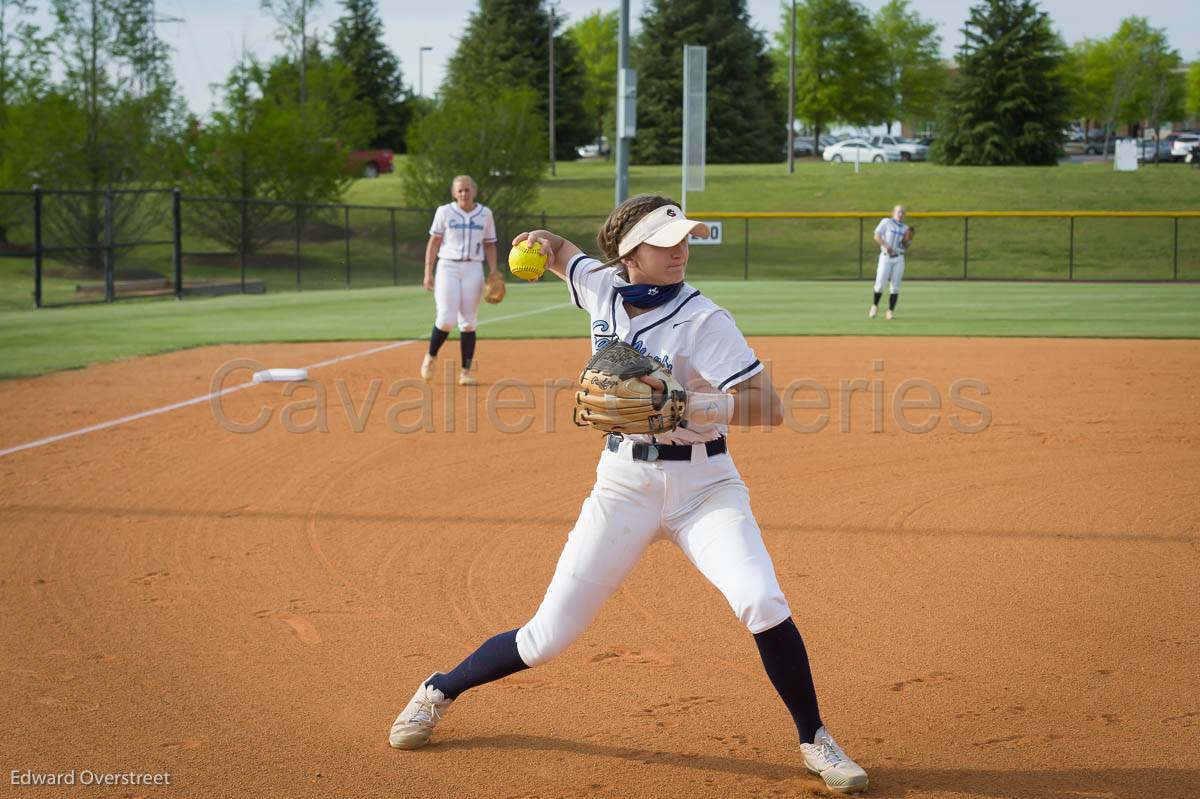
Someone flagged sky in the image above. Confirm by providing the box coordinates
[118,0,1200,115]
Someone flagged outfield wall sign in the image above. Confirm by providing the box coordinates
[689,221,722,245]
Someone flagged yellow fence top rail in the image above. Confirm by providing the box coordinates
[687,211,1200,220]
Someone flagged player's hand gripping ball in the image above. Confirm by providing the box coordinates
[574,341,687,435]
[508,240,548,281]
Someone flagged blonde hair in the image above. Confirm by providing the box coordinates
[451,175,478,192]
[595,193,676,266]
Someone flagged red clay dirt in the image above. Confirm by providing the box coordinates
[1,337,1197,799]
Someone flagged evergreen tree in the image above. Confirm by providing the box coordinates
[873,0,945,133]
[773,0,888,159]
[444,0,590,161]
[933,0,1069,166]
[637,0,783,165]
[331,0,411,151]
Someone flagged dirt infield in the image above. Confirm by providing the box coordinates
[1,337,1197,799]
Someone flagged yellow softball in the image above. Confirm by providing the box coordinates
[508,240,548,281]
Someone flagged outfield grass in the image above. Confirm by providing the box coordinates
[2,279,1196,378]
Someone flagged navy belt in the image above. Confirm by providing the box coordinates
[605,434,727,462]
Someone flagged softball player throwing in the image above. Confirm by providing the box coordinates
[389,194,869,794]
[421,175,499,385]
[869,205,914,320]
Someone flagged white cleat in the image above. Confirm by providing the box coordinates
[885,309,894,321]
[800,727,869,794]
[868,305,877,319]
[458,368,476,386]
[389,673,453,750]
[420,354,436,382]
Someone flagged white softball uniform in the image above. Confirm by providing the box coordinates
[429,203,496,331]
[873,217,908,295]
[515,256,791,667]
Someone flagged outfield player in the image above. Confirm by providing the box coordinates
[422,175,499,385]
[389,194,870,794]
[869,205,914,320]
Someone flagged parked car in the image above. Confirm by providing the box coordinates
[1170,133,1200,162]
[869,135,929,161]
[577,137,611,158]
[348,148,394,178]
[1083,129,1110,154]
[822,139,899,163]
[784,137,816,157]
[1136,136,1174,162]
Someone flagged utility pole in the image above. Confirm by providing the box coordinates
[419,46,432,97]
[615,0,632,204]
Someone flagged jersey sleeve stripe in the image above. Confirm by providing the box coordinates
[718,359,762,390]
[567,254,588,309]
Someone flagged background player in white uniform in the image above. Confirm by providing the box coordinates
[389,194,870,794]
[422,175,498,385]
[869,205,914,321]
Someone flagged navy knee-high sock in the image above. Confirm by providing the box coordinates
[460,330,477,370]
[429,326,450,357]
[872,291,882,306]
[427,629,528,700]
[889,293,899,311]
[753,617,824,744]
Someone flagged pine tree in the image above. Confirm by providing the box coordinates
[933,0,1069,166]
[443,0,591,160]
[331,0,411,151]
[636,0,782,164]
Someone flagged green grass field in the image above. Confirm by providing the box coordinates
[2,279,1197,378]
[2,160,1197,312]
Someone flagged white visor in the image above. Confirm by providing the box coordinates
[617,205,709,257]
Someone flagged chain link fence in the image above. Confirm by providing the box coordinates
[0,189,1196,310]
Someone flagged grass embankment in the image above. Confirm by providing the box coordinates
[2,160,1197,311]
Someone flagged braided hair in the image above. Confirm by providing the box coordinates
[595,194,677,267]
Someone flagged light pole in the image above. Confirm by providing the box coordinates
[418,46,433,97]
[549,1,559,176]
[787,0,796,173]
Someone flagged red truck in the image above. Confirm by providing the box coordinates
[347,148,394,178]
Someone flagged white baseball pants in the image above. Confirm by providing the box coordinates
[434,259,484,331]
[515,444,792,667]
[874,253,905,294]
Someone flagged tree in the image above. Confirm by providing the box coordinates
[0,0,49,242]
[443,0,591,161]
[1102,18,1183,158]
[259,0,320,105]
[1,0,185,268]
[331,0,412,151]
[1063,38,1112,137]
[775,0,888,159]
[932,0,1069,166]
[637,0,783,164]
[873,0,945,134]
[1188,61,1200,121]
[181,52,356,255]
[403,87,546,232]
[567,10,617,152]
